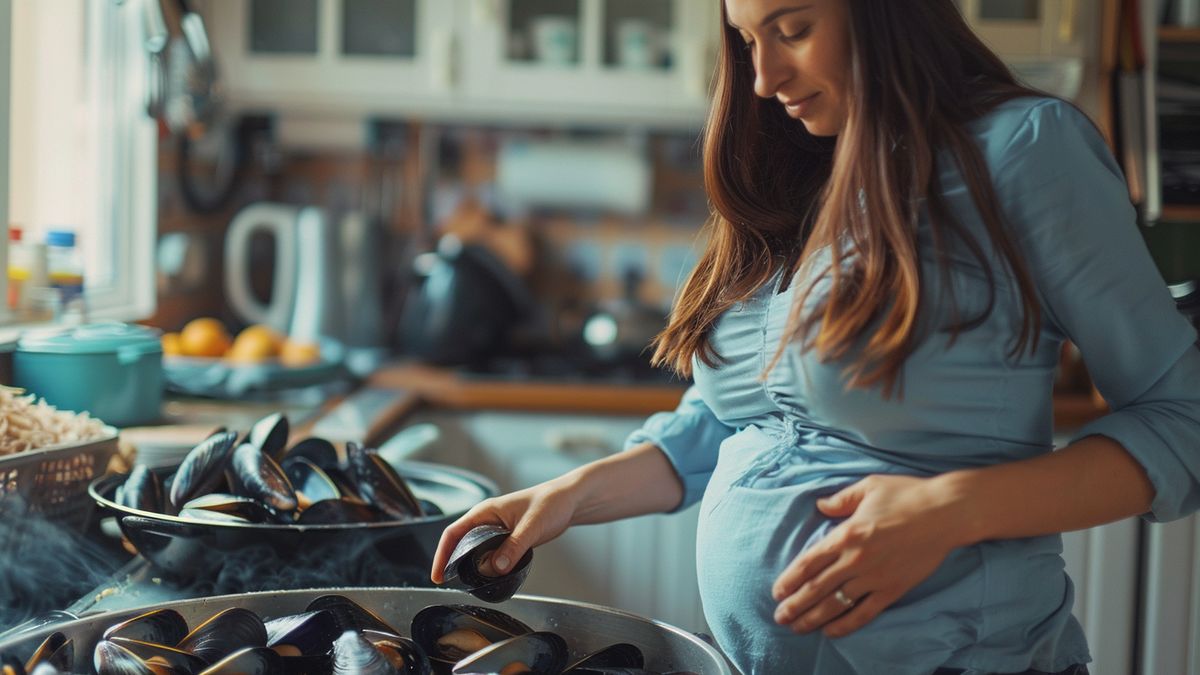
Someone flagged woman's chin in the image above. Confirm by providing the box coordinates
[801,117,841,138]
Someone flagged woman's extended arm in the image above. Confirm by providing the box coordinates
[430,442,682,583]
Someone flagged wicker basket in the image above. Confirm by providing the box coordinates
[0,429,119,544]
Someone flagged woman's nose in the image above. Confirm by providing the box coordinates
[752,45,787,99]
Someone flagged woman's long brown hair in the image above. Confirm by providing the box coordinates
[652,0,1045,398]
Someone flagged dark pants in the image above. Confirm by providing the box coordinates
[933,666,1089,675]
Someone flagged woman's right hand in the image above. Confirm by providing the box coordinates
[430,475,582,583]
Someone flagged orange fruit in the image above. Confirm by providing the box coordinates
[161,332,183,356]
[226,324,283,364]
[279,339,322,367]
[179,318,232,358]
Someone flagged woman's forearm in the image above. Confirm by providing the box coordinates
[939,434,1156,547]
[562,442,685,525]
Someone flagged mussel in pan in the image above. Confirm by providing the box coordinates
[248,413,290,463]
[565,644,644,672]
[346,442,424,520]
[440,525,533,603]
[306,595,399,636]
[102,609,188,647]
[115,465,164,514]
[18,633,71,675]
[105,638,206,674]
[198,646,283,675]
[182,494,280,524]
[331,630,431,675]
[410,605,531,673]
[449,631,568,675]
[226,444,298,517]
[169,431,239,510]
[176,607,268,664]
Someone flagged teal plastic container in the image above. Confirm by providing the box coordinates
[14,322,163,427]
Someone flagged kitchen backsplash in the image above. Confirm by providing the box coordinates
[147,116,710,350]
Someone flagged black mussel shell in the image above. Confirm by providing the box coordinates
[265,610,343,657]
[227,444,299,516]
[103,609,189,647]
[346,442,423,519]
[418,499,443,517]
[450,631,568,675]
[107,638,206,674]
[177,608,268,664]
[285,457,342,505]
[248,412,290,462]
[305,595,398,635]
[22,633,71,674]
[28,664,63,675]
[169,431,239,510]
[442,525,533,603]
[284,437,342,473]
[93,640,156,675]
[331,631,397,675]
[410,605,531,668]
[369,635,432,675]
[297,498,379,525]
[566,644,644,671]
[198,646,283,675]
[115,465,164,514]
[183,493,280,523]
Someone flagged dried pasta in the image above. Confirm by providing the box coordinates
[0,386,108,456]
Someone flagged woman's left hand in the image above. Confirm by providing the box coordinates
[771,474,970,638]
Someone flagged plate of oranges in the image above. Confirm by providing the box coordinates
[160,318,346,397]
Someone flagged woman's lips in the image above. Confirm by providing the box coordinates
[784,93,820,118]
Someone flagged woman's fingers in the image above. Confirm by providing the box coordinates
[819,590,896,639]
[774,555,856,625]
[772,538,841,601]
[783,580,868,634]
[429,502,506,583]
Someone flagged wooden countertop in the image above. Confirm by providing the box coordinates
[298,363,1110,444]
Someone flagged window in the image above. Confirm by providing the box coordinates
[2,0,157,325]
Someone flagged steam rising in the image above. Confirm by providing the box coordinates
[0,499,120,631]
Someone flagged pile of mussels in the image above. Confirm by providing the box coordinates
[1,595,702,675]
[113,413,433,526]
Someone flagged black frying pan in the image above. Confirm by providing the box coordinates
[88,460,497,583]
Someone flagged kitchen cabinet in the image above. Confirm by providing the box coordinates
[383,409,710,634]
[203,0,718,129]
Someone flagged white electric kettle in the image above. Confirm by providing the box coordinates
[223,202,341,344]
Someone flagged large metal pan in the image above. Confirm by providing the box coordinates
[0,588,735,674]
[88,460,497,581]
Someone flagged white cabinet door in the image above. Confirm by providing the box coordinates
[205,0,458,117]
[455,0,717,127]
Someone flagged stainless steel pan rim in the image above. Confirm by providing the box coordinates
[89,459,498,531]
[0,587,735,674]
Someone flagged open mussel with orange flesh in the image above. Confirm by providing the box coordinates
[440,525,533,603]
[103,609,189,647]
[168,431,239,511]
[332,630,432,675]
[347,442,424,520]
[410,605,531,674]
[248,412,290,463]
[115,465,164,514]
[450,631,568,675]
[226,444,299,518]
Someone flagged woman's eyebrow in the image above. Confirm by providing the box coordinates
[726,4,814,31]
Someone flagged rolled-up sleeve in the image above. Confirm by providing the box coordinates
[624,385,734,511]
[994,98,1200,522]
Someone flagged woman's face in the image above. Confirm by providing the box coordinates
[724,0,852,137]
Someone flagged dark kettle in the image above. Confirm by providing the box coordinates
[397,235,538,366]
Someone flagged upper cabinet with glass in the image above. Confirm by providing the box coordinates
[202,0,718,128]
[206,0,457,116]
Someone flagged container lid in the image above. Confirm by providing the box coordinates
[45,230,76,247]
[18,321,162,355]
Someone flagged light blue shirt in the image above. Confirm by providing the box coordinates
[626,97,1200,675]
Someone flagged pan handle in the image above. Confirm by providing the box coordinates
[119,515,213,570]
